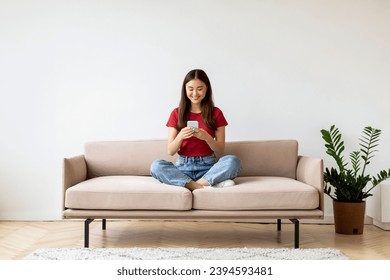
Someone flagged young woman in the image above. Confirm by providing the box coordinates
[150,69,241,191]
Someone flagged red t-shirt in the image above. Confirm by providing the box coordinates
[166,107,228,156]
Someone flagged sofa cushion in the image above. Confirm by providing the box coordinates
[224,140,298,179]
[65,176,192,210]
[192,177,319,210]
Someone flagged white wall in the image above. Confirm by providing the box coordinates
[0,0,389,220]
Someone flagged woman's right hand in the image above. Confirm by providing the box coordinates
[178,127,195,140]
[167,126,196,156]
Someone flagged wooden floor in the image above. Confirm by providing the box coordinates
[1,220,389,260]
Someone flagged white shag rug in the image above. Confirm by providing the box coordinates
[24,247,348,260]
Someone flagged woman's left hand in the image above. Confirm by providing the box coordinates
[193,128,212,141]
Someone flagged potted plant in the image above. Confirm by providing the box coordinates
[321,125,390,234]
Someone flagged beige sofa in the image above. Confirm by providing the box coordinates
[62,140,324,248]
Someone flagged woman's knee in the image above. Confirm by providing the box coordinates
[150,159,169,174]
[221,155,241,164]
[221,155,242,171]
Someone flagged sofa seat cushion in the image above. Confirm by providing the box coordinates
[192,177,320,210]
[65,176,192,210]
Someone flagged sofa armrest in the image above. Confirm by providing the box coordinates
[62,155,87,211]
[296,156,324,212]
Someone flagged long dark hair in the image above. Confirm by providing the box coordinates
[177,69,217,131]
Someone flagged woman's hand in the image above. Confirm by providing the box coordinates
[178,127,195,140]
[167,126,225,156]
[193,128,212,141]
[196,126,226,156]
[167,127,195,155]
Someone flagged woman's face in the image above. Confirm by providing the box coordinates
[185,79,207,105]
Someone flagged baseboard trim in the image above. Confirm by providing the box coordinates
[372,220,390,230]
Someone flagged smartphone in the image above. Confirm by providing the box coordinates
[187,121,199,128]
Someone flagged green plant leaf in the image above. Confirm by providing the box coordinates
[321,125,390,202]
[321,125,346,173]
[359,126,382,176]
[350,151,361,178]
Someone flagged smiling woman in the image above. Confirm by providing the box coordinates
[150,69,242,191]
[185,79,207,111]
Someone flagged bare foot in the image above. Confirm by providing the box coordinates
[184,181,204,191]
[196,178,210,187]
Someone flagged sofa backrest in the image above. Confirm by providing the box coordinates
[224,140,298,179]
[84,139,298,179]
[85,140,170,178]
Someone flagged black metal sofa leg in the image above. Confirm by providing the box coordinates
[289,219,300,249]
[277,219,300,248]
[84,219,106,248]
[84,218,94,248]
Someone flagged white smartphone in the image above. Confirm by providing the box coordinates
[187,121,199,128]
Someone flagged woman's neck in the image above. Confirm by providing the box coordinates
[190,104,202,113]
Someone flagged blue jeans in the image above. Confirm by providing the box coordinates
[150,154,241,187]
